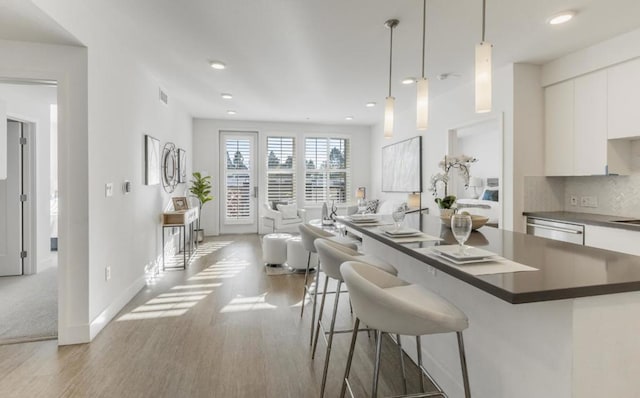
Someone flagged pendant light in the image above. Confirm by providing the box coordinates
[475,0,492,113]
[384,19,399,139]
[416,0,429,130]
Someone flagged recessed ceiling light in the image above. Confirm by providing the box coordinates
[221,93,233,99]
[402,77,416,85]
[345,116,354,121]
[227,110,236,115]
[548,11,576,25]
[365,102,377,108]
[210,61,226,70]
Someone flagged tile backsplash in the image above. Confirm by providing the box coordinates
[525,140,640,217]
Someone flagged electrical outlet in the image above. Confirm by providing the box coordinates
[105,266,111,281]
[570,196,578,206]
[105,183,114,197]
[580,196,598,208]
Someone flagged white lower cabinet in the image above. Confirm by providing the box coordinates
[584,224,640,256]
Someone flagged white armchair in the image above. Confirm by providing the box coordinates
[263,202,307,233]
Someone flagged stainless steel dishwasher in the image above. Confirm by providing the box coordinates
[526,217,585,245]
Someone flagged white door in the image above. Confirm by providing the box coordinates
[220,132,258,234]
[0,120,23,276]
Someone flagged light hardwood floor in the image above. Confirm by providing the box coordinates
[0,235,431,398]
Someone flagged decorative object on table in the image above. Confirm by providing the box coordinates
[144,134,160,185]
[407,192,421,210]
[356,187,366,212]
[468,177,483,199]
[177,148,187,183]
[382,136,422,192]
[391,202,408,230]
[161,142,178,193]
[321,202,333,225]
[172,196,189,211]
[451,213,472,255]
[189,171,214,242]
[440,212,488,230]
[329,200,338,222]
[429,154,477,217]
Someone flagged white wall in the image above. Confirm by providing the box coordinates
[193,119,372,235]
[22,1,194,343]
[0,83,57,271]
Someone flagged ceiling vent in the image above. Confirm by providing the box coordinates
[159,88,168,105]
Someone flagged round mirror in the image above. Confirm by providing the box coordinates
[162,143,178,193]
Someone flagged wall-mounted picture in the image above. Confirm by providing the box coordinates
[381,136,422,192]
[177,148,187,183]
[145,134,161,185]
[172,196,189,211]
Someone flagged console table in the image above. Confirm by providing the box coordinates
[161,208,199,270]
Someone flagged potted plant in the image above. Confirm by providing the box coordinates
[189,172,214,242]
[429,154,477,218]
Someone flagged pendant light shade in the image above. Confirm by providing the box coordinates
[475,0,492,113]
[475,41,492,113]
[384,96,395,138]
[383,19,399,139]
[416,0,429,130]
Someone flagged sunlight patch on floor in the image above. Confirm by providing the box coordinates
[220,293,278,313]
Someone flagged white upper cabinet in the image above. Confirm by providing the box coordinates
[574,71,607,175]
[545,80,574,176]
[608,58,640,139]
[545,68,630,176]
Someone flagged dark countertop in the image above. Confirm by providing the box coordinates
[340,214,640,304]
[523,211,640,232]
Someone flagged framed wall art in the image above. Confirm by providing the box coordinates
[145,134,161,185]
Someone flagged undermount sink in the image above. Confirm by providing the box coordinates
[612,219,640,225]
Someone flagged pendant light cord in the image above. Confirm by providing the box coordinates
[421,0,426,78]
[481,0,486,42]
[388,25,394,97]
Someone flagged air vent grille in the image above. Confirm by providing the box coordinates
[159,88,168,105]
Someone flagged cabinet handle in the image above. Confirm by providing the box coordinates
[526,223,583,234]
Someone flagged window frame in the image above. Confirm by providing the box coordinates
[303,135,351,206]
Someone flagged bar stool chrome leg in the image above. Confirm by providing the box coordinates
[397,334,408,395]
[340,318,360,398]
[457,332,471,398]
[310,257,321,345]
[372,330,383,398]
[417,336,425,393]
[312,275,331,359]
[319,281,342,398]
[300,252,312,318]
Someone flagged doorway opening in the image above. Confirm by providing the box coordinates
[0,81,58,344]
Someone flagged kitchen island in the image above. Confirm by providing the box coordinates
[341,214,640,398]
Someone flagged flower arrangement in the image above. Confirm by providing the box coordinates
[429,155,477,209]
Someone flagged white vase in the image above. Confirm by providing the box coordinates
[439,208,455,224]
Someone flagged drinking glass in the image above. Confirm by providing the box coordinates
[451,214,472,255]
[391,203,407,231]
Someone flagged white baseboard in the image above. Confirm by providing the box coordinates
[88,274,147,341]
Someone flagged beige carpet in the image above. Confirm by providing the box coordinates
[0,265,57,344]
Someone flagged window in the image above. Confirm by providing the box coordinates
[266,136,295,203]
[304,137,350,204]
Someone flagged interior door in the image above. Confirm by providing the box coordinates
[0,120,23,276]
[220,132,258,234]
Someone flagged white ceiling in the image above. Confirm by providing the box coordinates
[4,0,640,126]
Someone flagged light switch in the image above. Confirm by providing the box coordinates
[105,183,114,197]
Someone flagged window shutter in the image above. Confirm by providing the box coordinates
[266,137,295,202]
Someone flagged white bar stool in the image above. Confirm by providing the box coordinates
[298,224,357,345]
[340,261,471,398]
[313,239,398,398]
